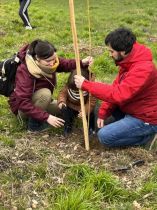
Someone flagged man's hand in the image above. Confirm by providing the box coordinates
[97,118,104,128]
[58,102,66,109]
[47,115,65,128]
[82,56,93,66]
[74,75,85,89]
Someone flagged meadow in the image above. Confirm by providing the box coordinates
[0,0,157,209]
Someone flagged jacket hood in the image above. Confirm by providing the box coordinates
[18,44,29,62]
[116,42,153,70]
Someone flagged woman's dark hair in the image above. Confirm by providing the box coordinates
[28,39,57,59]
[105,28,136,54]
[68,68,89,90]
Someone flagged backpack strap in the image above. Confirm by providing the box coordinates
[14,55,20,63]
[2,54,20,76]
[2,60,7,76]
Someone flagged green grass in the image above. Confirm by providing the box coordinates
[1,0,157,209]
[0,135,15,147]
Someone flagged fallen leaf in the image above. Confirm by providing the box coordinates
[133,200,142,209]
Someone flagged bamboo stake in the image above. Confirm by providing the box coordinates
[87,0,92,56]
[87,0,92,129]
[69,0,89,151]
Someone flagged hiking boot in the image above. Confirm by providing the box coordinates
[27,118,49,132]
[63,126,72,137]
[89,128,96,136]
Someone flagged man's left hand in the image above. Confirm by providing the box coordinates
[74,75,85,89]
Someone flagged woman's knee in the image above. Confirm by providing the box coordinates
[32,88,52,108]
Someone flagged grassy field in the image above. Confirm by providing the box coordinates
[1,0,157,209]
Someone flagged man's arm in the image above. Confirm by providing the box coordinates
[74,66,153,105]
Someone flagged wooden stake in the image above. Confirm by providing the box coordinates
[69,0,89,151]
[87,0,92,129]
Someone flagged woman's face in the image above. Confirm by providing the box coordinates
[37,53,57,67]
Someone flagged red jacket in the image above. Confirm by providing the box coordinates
[82,42,157,125]
[8,45,87,121]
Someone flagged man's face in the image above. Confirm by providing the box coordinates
[107,46,125,62]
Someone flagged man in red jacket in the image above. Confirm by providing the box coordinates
[74,27,157,148]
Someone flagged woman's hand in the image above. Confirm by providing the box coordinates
[82,56,93,66]
[47,115,65,128]
[58,102,66,109]
[78,111,82,118]
[74,75,85,89]
[97,118,104,128]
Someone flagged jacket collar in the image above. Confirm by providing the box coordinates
[116,42,152,72]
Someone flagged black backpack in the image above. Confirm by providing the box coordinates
[0,54,21,97]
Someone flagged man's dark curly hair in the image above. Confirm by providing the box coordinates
[105,28,136,54]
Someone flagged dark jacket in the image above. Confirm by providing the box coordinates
[8,45,87,121]
[82,42,157,124]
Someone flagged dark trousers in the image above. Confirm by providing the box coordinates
[104,108,125,125]
[19,0,31,27]
[61,106,95,131]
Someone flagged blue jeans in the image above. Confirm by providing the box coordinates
[97,111,157,147]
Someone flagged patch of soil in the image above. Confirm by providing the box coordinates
[34,127,157,189]
[148,36,157,43]
[0,30,6,37]
[60,42,105,57]
[0,127,156,191]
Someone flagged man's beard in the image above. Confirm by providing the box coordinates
[113,52,124,62]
